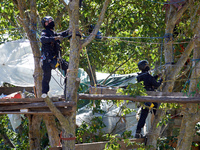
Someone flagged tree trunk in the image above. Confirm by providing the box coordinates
[43,115,60,147]
[146,2,190,149]
[16,0,61,149]
[61,0,80,149]
[176,17,200,150]
[28,115,42,150]
[16,0,42,149]
[60,0,111,149]
[146,6,177,150]
[176,107,197,150]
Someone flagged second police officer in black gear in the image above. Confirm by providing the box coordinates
[40,16,69,95]
[135,60,163,138]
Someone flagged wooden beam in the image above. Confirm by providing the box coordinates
[78,94,200,103]
[0,111,55,114]
[0,107,73,114]
[89,87,185,96]
[0,98,44,103]
[146,91,185,96]
[0,97,64,104]
[0,101,75,110]
[75,138,145,150]
[0,87,34,95]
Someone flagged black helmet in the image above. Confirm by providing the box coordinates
[138,60,149,71]
[41,16,54,28]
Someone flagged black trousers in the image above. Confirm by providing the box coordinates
[42,60,52,94]
[136,102,158,133]
[42,58,68,94]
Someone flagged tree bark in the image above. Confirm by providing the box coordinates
[176,14,200,150]
[146,1,190,149]
[16,0,42,149]
[43,115,60,147]
[16,0,61,148]
[28,115,42,150]
[61,0,80,149]
[60,0,111,149]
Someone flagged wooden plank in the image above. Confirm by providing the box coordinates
[0,98,44,103]
[0,97,65,104]
[78,94,200,103]
[89,87,185,96]
[0,111,54,114]
[146,91,185,96]
[75,138,145,150]
[89,87,119,94]
[23,107,73,112]
[0,101,75,110]
[0,87,34,95]
[49,147,62,150]
[0,107,73,114]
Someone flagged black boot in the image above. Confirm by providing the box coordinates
[135,129,143,138]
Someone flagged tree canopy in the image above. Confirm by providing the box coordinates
[0,0,200,149]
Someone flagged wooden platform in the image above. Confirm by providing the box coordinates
[0,97,75,114]
[75,138,145,150]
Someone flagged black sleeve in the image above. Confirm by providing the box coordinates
[57,30,69,37]
[149,75,162,89]
[40,31,55,44]
[153,75,159,80]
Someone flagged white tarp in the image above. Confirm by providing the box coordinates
[76,101,152,136]
[0,39,89,97]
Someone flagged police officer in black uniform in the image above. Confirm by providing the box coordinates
[40,16,69,95]
[135,60,163,138]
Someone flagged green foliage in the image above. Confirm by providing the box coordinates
[0,115,52,150]
[157,136,178,150]
[104,131,149,150]
[160,103,182,110]
[157,136,200,150]
[104,134,121,150]
[76,116,106,143]
[157,114,172,127]
[182,81,200,97]
[117,82,147,97]
[79,0,166,75]
[0,115,29,149]
[121,130,133,139]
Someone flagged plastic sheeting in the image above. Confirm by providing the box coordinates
[76,101,152,136]
[0,93,21,131]
[0,39,89,97]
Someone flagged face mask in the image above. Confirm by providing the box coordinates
[144,66,150,71]
[45,21,55,30]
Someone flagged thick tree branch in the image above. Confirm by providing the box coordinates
[17,0,31,37]
[173,0,190,24]
[42,94,70,131]
[81,0,111,48]
[171,16,200,78]
[171,38,195,78]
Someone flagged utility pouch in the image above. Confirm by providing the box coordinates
[150,103,154,108]
[50,57,59,69]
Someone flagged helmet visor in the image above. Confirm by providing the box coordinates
[44,17,54,22]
